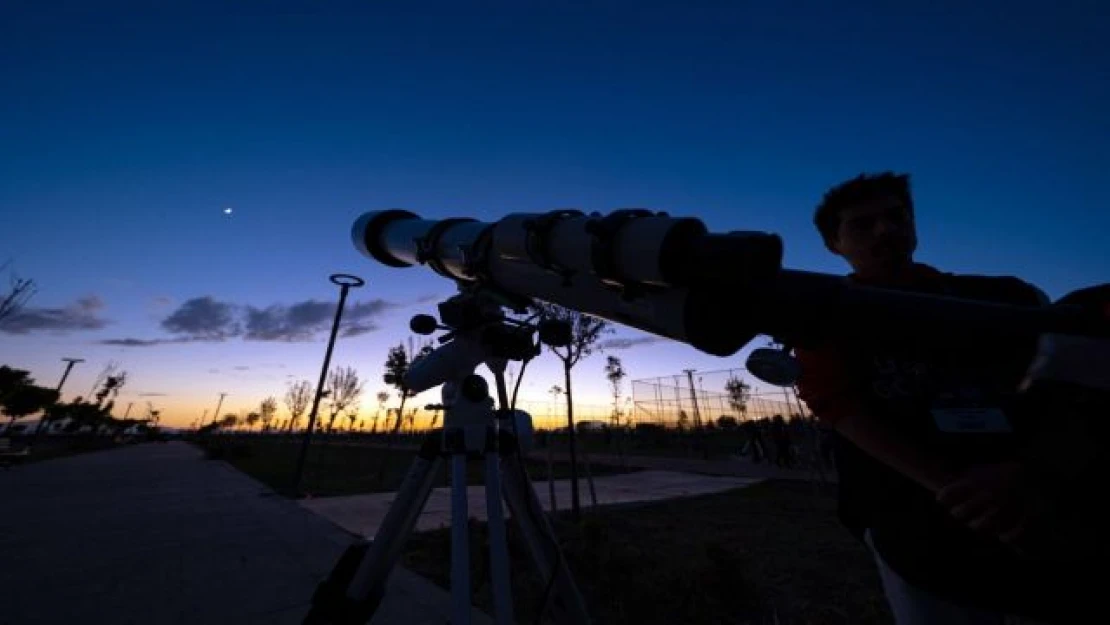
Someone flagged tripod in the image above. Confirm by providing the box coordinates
[304,290,591,625]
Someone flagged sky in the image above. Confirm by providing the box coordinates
[1,0,1107,429]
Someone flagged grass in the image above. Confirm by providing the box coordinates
[203,436,640,497]
[401,480,892,625]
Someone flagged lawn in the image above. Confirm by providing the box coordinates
[201,436,639,497]
[401,480,892,625]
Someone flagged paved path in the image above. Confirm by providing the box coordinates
[0,442,490,625]
[301,469,762,537]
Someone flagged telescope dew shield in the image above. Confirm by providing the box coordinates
[352,210,492,282]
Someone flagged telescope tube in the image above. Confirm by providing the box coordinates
[353,209,782,356]
[353,210,1109,358]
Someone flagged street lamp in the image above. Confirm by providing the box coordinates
[55,357,84,396]
[32,357,84,440]
[292,273,365,494]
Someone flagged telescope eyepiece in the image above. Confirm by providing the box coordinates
[410,314,439,335]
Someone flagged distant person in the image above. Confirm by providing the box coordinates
[793,172,1059,624]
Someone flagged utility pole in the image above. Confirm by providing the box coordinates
[123,402,133,419]
[683,369,702,428]
[211,393,227,425]
[684,369,708,459]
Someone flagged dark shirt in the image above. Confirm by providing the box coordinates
[795,263,1051,612]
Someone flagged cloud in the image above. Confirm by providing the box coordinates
[1,295,111,335]
[208,369,219,374]
[151,296,173,308]
[161,296,239,340]
[138,392,167,397]
[598,336,664,351]
[244,297,398,342]
[99,337,179,347]
[233,366,250,371]
[100,295,403,347]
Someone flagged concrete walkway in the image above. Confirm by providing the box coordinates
[301,469,762,537]
[0,442,490,625]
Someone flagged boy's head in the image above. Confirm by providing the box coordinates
[814,172,917,279]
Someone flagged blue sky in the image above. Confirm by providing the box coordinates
[1,0,1107,427]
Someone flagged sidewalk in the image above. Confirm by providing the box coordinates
[301,469,762,537]
[0,442,490,625]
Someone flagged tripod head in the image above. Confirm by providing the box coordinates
[403,284,569,397]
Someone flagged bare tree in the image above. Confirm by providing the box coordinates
[725,375,752,421]
[346,403,360,431]
[325,365,364,433]
[88,361,121,401]
[93,369,127,409]
[604,356,626,427]
[373,390,389,434]
[535,303,612,520]
[259,396,277,431]
[284,380,312,432]
[0,261,35,326]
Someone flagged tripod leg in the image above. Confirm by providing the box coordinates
[305,432,443,625]
[485,448,515,625]
[450,451,473,625]
[500,446,591,625]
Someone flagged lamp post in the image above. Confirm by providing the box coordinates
[210,393,227,426]
[292,273,364,495]
[56,357,84,397]
[33,357,83,440]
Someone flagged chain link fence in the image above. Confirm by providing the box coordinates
[630,368,809,428]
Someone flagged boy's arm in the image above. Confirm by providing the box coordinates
[795,347,957,492]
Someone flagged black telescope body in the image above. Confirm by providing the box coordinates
[352,209,1108,357]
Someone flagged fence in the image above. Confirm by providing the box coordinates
[630,368,809,428]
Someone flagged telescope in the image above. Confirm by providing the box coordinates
[352,208,1108,360]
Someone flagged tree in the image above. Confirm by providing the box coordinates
[383,339,432,435]
[284,380,312,432]
[535,303,613,520]
[220,414,238,429]
[373,390,389,434]
[346,403,360,431]
[725,375,752,421]
[244,411,261,430]
[93,370,127,409]
[0,366,34,404]
[325,365,364,433]
[87,361,121,402]
[604,356,626,427]
[259,396,277,431]
[0,261,35,326]
[1,376,58,430]
[717,415,739,429]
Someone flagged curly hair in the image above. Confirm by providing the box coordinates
[814,172,914,246]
